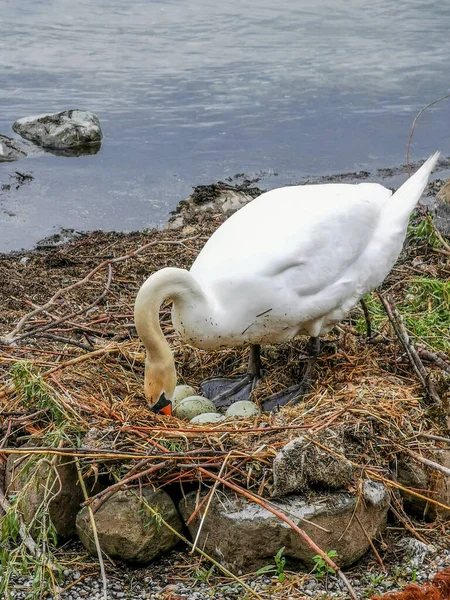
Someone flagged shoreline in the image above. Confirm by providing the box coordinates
[1,162,448,259]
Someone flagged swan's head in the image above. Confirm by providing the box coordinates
[144,356,177,415]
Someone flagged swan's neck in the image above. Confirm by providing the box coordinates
[134,267,207,403]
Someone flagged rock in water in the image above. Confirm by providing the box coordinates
[5,451,85,538]
[12,110,103,150]
[180,482,389,571]
[0,134,27,162]
[76,488,183,564]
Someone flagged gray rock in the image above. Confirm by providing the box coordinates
[272,431,353,497]
[396,537,435,568]
[0,134,27,162]
[5,451,85,538]
[166,184,260,231]
[76,487,183,564]
[397,449,450,519]
[179,481,389,572]
[12,109,102,150]
[433,182,450,238]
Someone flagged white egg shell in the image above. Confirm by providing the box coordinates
[190,413,226,424]
[174,396,218,421]
[172,385,197,409]
[225,400,261,418]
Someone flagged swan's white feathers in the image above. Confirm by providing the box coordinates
[173,154,439,348]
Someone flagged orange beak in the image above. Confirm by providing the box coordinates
[160,404,172,416]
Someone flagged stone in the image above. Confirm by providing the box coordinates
[396,537,435,568]
[5,451,85,538]
[0,134,27,162]
[179,481,389,572]
[272,431,353,497]
[12,110,103,150]
[166,183,261,230]
[76,487,183,564]
[397,450,450,519]
[433,179,450,238]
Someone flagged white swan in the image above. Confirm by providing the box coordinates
[134,152,440,413]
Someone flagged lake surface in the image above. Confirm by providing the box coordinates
[1,0,450,252]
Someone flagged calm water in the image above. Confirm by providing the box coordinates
[1,0,450,251]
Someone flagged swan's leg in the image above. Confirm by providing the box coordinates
[248,343,262,387]
[359,298,372,338]
[199,344,262,409]
[261,336,319,412]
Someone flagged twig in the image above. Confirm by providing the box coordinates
[354,513,386,572]
[417,346,450,375]
[406,93,450,177]
[42,344,120,376]
[75,459,108,600]
[137,492,264,600]
[378,293,441,406]
[12,264,114,343]
[1,236,199,344]
[84,461,170,512]
[190,453,230,554]
[197,467,358,600]
[33,333,93,351]
[420,433,450,444]
[401,447,450,478]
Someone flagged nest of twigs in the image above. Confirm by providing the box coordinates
[0,211,449,524]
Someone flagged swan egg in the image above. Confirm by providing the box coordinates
[190,413,226,424]
[172,385,197,409]
[174,396,218,421]
[225,401,261,418]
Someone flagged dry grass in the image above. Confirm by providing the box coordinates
[0,212,449,599]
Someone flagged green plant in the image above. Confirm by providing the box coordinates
[11,361,66,425]
[140,503,163,532]
[312,550,337,578]
[407,215,441,248]
[363,573,385,597]
[193,564,215,583]
[0,455,63,600]
[256,546,287,583]
[356,277,450,352]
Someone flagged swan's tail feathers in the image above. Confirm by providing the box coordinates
[385,151,440,227]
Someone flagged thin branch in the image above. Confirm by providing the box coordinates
[402,447,450,478]
[417,346,450,375]
[378,293,441,406]
[75,459,108,600]
[197,467,358,600]
[1,236,199,344]
[85,461,170,513]
[406,93,450,177]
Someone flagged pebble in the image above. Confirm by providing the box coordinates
[2,533,450,600]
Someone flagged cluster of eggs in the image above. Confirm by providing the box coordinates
[172,385,260,423]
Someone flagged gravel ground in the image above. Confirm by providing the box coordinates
[3,531,450,600]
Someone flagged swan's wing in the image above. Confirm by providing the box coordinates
[191,182,392,299]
